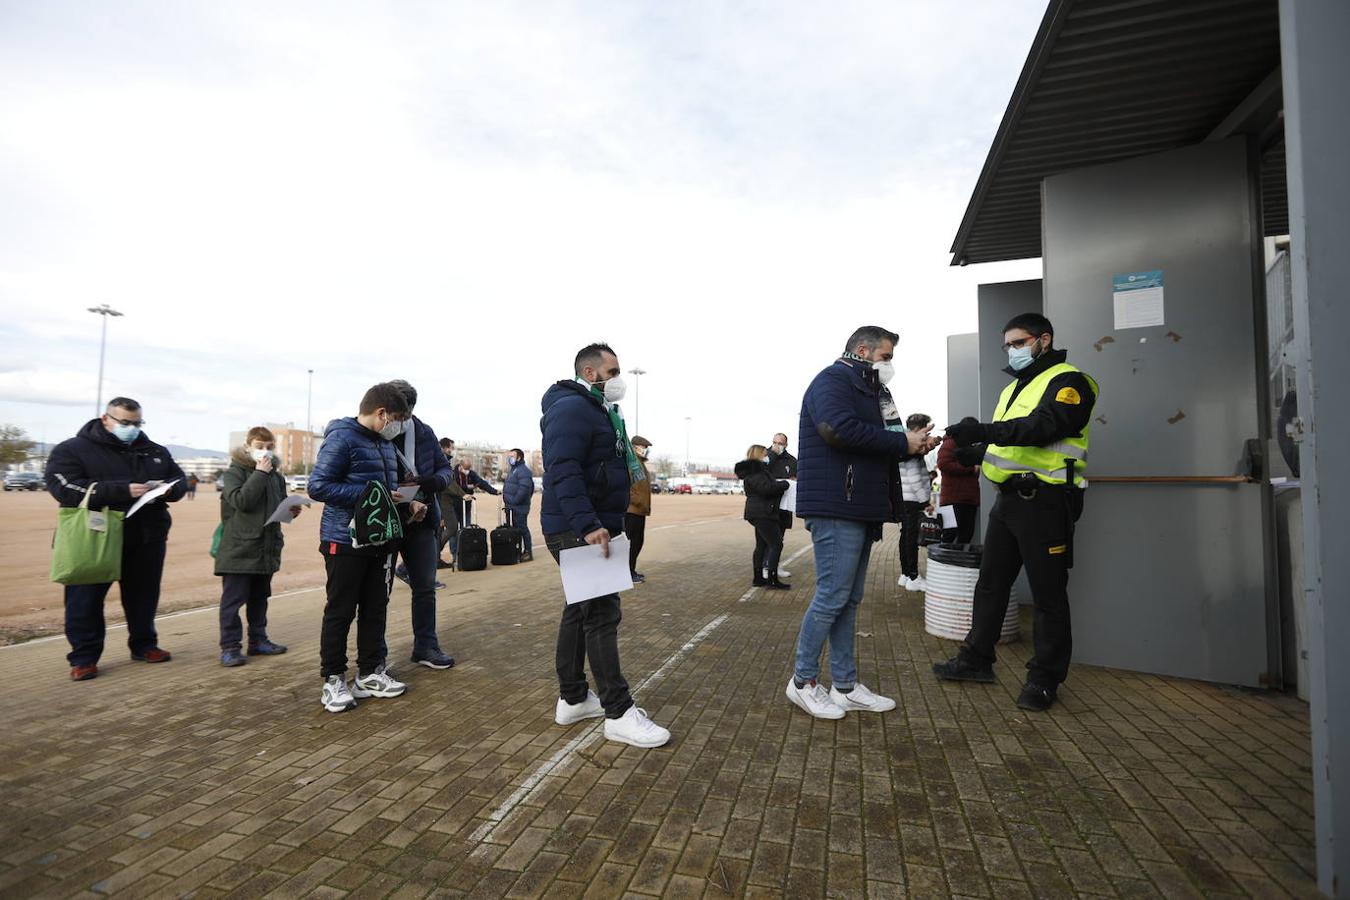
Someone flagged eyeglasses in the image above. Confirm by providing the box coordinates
[107,414,145,427]
[1002,335,1039,351]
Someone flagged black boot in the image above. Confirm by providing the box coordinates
[766,572,791,591]
[752,568,769,587]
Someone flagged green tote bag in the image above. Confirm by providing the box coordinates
[50,482,125,585]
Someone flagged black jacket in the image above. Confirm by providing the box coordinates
[735,459,789,523]
[985,349,1096,447]
[767,450,797,479]
[45,419,188,545]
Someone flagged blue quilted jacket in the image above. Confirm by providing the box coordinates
[309,417,400,546]
[797,360,909,524]
[540,380,630,537]
[503,460,535,507]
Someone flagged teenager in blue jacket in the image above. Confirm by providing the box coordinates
[786,327,937,721]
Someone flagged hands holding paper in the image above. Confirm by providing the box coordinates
[584,527,610,558]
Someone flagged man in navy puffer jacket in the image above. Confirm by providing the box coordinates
[786,326,938,721]
[540,342,670,749]
[308,383,425,714]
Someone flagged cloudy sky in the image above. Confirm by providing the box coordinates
[0,1,1042,464]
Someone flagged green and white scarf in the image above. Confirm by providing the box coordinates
[575,379,648,484]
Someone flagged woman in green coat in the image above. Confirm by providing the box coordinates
[216,426,298,667]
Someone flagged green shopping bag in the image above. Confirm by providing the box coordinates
[49,482,125,585]
[209,523,223,559]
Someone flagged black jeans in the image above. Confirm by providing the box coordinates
[63,539,166,666]
[960,487,1083,688]
[508,503,534,555]
[219,573,272,651]
[387,522,441,657]
[320,549,394,678]
[624,513,647,575]
[751,518,784,576]
[546,530,632,719]
[941,503,979,545]
[899,500,926,578]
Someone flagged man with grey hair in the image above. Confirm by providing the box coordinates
[786,327,938,719]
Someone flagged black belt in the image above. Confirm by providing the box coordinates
[996,474,1064,497]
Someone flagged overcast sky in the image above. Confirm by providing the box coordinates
[0,1,1043,464]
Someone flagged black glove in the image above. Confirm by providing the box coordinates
[945,421,988,447]
[954,444,986,467]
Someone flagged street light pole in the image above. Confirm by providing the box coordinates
[306,369,314,475]
[628,368,647,433]
[87,304,124,414]
[684,416,692,475]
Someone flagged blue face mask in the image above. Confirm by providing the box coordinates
[1007,343,1039,371]
[111,423,141,443]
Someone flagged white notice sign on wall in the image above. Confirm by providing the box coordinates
[1112,270,1165,329]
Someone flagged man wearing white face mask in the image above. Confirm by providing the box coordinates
[933,313,1098,712]
[540,343,669,748]
[765,433,797,579]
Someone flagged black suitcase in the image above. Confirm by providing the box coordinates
[491,507,524,567]
[457,504,488,572]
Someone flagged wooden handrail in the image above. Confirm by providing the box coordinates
[1089,475,1253,485]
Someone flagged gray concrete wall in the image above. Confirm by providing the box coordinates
[945,333,979,425]
[1279,1,1350,891]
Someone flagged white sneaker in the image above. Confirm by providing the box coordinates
[785,677,846,720]
[603,706,671,748]
[913,576,928,592]
[351,665,406,699]
[899,576,925,592]
[555,691,604,725]
[321,675,357,713]
[779,568,791,578]
[830,682,897,713]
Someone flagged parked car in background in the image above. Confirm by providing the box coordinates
[650,482,663,494]
[285,474,309,493]
[675,484,693,495]
[3,471,43,491]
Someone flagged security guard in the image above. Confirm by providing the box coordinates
[932,313,1098,711]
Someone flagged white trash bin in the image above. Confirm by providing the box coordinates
[923,543,1020,643]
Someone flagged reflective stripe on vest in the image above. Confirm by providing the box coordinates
[981,362,1096,487]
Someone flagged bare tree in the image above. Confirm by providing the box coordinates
[0,425,36,467]
[652,454,678,478]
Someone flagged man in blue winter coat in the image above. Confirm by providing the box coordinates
[540,342,669,749]
[308,383,426,714]
[387,380,456,670]
[502,447,536,561]
[786,327,938,720]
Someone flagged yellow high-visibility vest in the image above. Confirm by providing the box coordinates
[982,362,1097,487]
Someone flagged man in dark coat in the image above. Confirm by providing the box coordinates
[541,342,669,749]
[502,447,537,561]
[786,328,936,720]
[45,397,187,681]
[387,380,456,670]
[766,431,798,578]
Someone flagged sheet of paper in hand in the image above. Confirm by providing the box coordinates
[392,484,421,503]
[265,495,313,525]
[559,535,634,605]
[779,480,797,513]
[126,480,180,518]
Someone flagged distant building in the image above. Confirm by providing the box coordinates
[228,422,321,472]
[178,457,230,479]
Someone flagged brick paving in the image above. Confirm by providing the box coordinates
[0,514,1319,898]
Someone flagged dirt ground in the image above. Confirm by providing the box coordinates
[0,488,745,645]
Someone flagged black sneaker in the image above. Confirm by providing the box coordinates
[436,559,453,570]
[631,573,646,584]
[394,565,411,585]
[931,656,995,683]
[1016,683,1057,712]
[411,648,455,670]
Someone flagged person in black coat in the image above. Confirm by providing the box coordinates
[766,432,798,577]
[44,397,187,681]
[735,445,791,590]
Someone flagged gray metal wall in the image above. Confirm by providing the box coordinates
[1041,138,1273,687]
[1279,1,1350,891]
[945,333,979,425]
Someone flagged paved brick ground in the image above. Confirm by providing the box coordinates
[0,514,1319,898]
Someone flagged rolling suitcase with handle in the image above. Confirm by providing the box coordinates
[457,502,488,572]
[491,506,525,567]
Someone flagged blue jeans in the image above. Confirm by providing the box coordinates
[507,503,533,555]
[384,522,442,659]
[793,517,873,688]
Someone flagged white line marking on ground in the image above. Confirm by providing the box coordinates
[648,516,736,532]
[0,587,325,650]
[469,611,732,844]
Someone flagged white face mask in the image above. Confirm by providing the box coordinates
[873,359,896,385]
[601,374,627,404]
[250,448,272,462]
[380,419,404,440]
[635,447,649,459]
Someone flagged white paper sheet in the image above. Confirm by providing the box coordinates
[937,505,958,529]
[265,495,313,525]
[125,479,179,518]
[1113,286,1165,329]
[778,480,798,513]
[559,535,634,605]
[392,484,421,503]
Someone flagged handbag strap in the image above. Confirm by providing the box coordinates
[78,482,97,510]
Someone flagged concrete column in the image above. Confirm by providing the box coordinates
[1279,1,1350,893]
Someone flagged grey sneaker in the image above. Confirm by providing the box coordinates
[321,675,357,713]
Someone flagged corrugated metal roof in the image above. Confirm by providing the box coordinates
[950,0,1285,266]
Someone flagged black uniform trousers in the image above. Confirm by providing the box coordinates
[546,530,633,720]
[960,484,1083,688]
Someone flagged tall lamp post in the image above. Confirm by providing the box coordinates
[628,367,647,433]
[684,416,692,475]
[87,304,123,414]
[305,369,314,475]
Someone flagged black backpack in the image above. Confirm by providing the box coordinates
[350,481,404,548]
